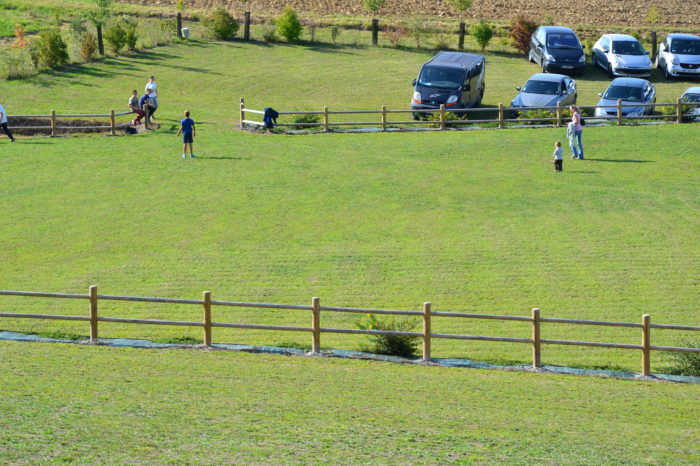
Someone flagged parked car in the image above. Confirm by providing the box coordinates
[411,52,486,119]
[592,34,652,78]
[680,86,700,120]
[594,78,656,118]
[511,73,577,115]
[656,33,700,79]
[528,26,586,75]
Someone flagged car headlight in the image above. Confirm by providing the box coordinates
[578,55,585,63]
[446,95,458,105]
[672,57,680,66]
[412,91,422,103]
[545,53,555,61]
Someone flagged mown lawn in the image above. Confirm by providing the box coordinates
[1,341,699,463]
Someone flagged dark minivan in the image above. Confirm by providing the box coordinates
[411,52,485,119]
[529,26,585,75]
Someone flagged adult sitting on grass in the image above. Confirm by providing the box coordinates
[128,90,145,125]
[139,89,156,123]
[0,102,16,142]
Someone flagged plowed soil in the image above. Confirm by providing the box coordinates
[124,0,700,29]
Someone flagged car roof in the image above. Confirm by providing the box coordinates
[609,77,650,88]
[682,86,700,94]
[605,34,639,42]
[540,26,576,35]
[425,52,484,70]
[668,33,700,41]
[527,73,567,82]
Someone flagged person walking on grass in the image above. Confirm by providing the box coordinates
[0,103,16,142]
[176,110,196,158]
[570,105,584,159]
[128,90,145,125]
[553,141,563,172]
[145,76,158,120]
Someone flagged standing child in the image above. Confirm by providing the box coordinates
[553,141,563,172]
[176,110,196,158]
[0,102,16,142]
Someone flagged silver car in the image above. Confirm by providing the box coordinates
[680,86,700,120]
[592,34,652,78]
[656,34,700,80]
[510,73,577,115]
[594,78,656,118]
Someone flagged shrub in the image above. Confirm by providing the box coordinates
[262,26,277,42]
[356,314,420,358]
[293,113,321,128]
[203,7,239,40]
[470,20,494,52]
[665,340,700,376]
[385,24,407,48]
[645,5,660,26]
[446,0,472,21]
[434,33,451,51]
[34,28,69,68]
[408,19,426,48]
[660,102,695,122]
[2,49,34,79]
[517,108,557,125]
[427,111,467,127]
[307,23,317,43]
[630,31,642,43]
[275,7,302,43]
[330,25,341,45]
[362,0,386,14]
[104,21,127,53]
[124,20,138,51]
[510,15,538,54]
[79,31,98,61]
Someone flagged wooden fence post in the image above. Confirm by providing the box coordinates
[240,97,245,128]
[532,308,541,368]
[89,285,98,342]
[498,103,504,129]
[458,21,465,50]
[110,109,116,136]
[371,18,379,46]
[642,314,651,376]
[651,31,657,60]
[423,302,431,361]
[617,99,622,125]
[177,12,183,39]
[203,291,212,347]
[323,106,329,132]
[381,105,387,132]
[143,104,150,130]
[50,110,57,137]
[556,101,562,127]
[676,98,682,124]
[244,12,251,40]
[440,104,446,130]
[312,297,320,353]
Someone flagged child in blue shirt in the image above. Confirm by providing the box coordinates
[176,110,196,158]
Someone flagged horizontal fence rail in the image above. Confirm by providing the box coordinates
[0,288,698,377]
[8,110,136,136]
[239,97,699,133]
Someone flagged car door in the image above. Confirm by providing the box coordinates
[600,37,612,69]
[461,68,474,107]
[530,29,543,63]
[562,77,574,105]
[593,37,607,67]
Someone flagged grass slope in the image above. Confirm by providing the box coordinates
[1,341,699,463]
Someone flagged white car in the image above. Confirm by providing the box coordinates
[656,34,700,80]
[592,34,652,78]
[680,87,700,120]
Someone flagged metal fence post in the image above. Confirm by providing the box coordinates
[532,308,541,368]
[423,302,431,361]
[642,314,651,376]
[89,285,98,342]
[203,291,212,347]
[312,297,320,353]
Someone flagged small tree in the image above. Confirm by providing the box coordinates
[645,5,660,26]
[34,28,69,68]
[88,0,113,56]
[362,0,386,14]
[446,0,471,49]
[510,15,538,55]
[470,20,493,52]
[104,21,127,53]
[275,7,302,43]
[79,31,98,61]
[203,8,239,40]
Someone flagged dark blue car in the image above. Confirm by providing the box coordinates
[529,26,586,75]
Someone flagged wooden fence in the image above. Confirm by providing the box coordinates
[1,287,699,376]
[8,109,142,136]
[239,97,698,132]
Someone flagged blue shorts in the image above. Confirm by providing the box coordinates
[183,132,193,143]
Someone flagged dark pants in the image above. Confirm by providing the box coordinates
[0,122,14,141]
[554,159,563,171]
[147,105,157,120]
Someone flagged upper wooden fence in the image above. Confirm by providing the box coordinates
[1,286,698,377]
[240,97,698,132]
[8,109,145,136]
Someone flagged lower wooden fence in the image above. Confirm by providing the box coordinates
[8,109,143,136]
[1,286,698,376]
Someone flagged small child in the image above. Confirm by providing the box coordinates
[176,110,196,158]
[553,141,563,172]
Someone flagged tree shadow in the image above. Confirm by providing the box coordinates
[587,159,653,163]
[196,156,249,160]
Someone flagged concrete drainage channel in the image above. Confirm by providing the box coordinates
[1,330,698,384]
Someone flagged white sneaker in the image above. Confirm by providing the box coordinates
[182,154,187,158]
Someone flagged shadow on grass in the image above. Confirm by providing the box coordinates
[587,159,653,163]
[196,156,249,160]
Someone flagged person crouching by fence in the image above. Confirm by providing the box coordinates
[176,110,196,158]
[128,90,145,125]
[553,141,563,172]
[140,89,156,123]
[0,103,15,142]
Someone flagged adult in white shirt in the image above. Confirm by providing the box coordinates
[0,103,16,142]
[145,76,158,118]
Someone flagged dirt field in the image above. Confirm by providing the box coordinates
[124,0,700,29]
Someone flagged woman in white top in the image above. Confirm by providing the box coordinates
[145,76,158,117]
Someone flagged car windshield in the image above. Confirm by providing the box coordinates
[522,80,560,95]
[612,40,645,55]
[417,67,464,89]
[547,33,580,48]
[604,85,644,102]
[681,93,700,103]
[670,39,700,55]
